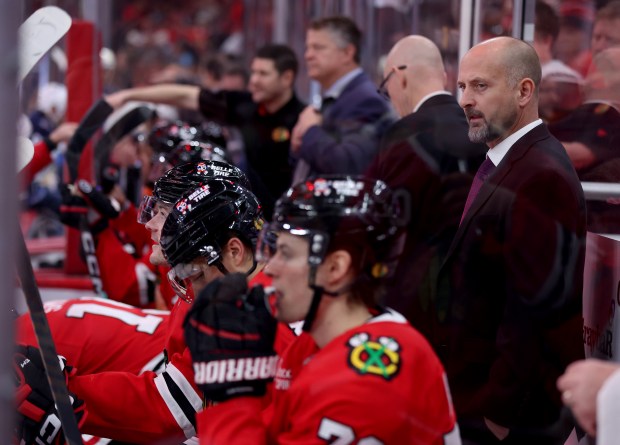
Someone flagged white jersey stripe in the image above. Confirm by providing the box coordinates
[154,371,197,438]
[166,363,203,410]
[139,352,166,375]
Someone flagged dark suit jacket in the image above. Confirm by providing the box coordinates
[367,94,486,333]
[295,71,395,180]
[436,123,586,440]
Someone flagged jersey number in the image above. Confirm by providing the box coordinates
[66,303,163,334]
[317,418,383,445]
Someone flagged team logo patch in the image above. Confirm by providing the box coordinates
[311,178,364,197]
[196,162,207,174]
[175,199,189,215]
[313,178,331,196]
[271,126,290,142]
[347,333,400,380]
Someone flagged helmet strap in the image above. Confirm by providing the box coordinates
[302,264,339,332]
[245,259,258,277]
[214,260,229,275]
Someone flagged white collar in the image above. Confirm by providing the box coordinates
[486,119,543,167]
[322,67,363,100]
[412,91,452,113]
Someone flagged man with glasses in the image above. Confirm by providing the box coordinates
[291,16,395,184]
[367,35,486,331]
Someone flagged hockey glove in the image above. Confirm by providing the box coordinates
[14,345,86,445]
[184,273,278,403]
[60,179,120,235]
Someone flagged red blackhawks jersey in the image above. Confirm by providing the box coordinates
[198,310,461,445]
[65,271,296,444]
[16,297,169,375]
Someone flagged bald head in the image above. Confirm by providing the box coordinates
[383,35,447,116]
[387,35,445,75]
[458,37,541,147]
[468,37,541,90]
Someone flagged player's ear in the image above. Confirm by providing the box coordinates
[321,249,352,288]
[225,237,246,268]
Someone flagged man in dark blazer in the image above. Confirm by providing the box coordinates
[366,35,486,335]
[437,37,587,444]
[291,16,395,184]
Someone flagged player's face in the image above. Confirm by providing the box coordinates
[264,232,314,324]
[187,261,223,295]
[145,202,172,266]
[249,58,288,106]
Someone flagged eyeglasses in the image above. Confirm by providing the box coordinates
[377,65,407,100]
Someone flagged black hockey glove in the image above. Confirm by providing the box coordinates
[184,273,278,403]
[59,179,120,235]
[14,345,86,445]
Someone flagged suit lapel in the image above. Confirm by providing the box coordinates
[441,124,549,265]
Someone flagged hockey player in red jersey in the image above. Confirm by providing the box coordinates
[185,175,462,444]
[16,297,169,375]
[20,170,294,444]
[16,160,273,443]
[59,121,228,309]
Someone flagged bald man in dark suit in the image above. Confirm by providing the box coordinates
[367,35,486,338]
[437,37,586,444]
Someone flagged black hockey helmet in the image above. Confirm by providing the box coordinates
[147,120,228,182]
[147,120,203,153]
[260,175,400,268]
[160,178,264,280]
[138,160,250,224]
[167,140,227,167]
[257,175,404,330]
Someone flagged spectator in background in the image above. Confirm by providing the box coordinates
[591,1,620,56]
[555,1,595,76]
[23,82,76,238]
[440,36,586,443]
[291,16,395,184]
[29,82,67,143]
[367,35,486,337]
[199,53,248,91]
[106,44,304,219]
[549,47,620,177]
[549,47,620,233]
[538,61,583,124]
[531,2,585,123]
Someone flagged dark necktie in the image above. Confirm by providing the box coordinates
[320,97,335,113]
[460,156,496,225]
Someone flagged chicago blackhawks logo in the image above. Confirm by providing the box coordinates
[271,126,290,142]
[347,333,400,380]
